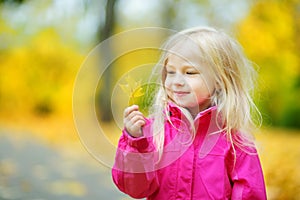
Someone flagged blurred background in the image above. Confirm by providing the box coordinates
[0,0,299,199]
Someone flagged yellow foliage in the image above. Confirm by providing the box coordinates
[113,48,160,79]
[257,128,300,200]
[236,0,300,126]
[238,1,295,60]
[0,28,85,119]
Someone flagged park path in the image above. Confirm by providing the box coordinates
[0,128,134,200]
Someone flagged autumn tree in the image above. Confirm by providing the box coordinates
[237,0,300,128]
[97,0,118,122]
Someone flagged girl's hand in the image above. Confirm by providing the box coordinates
[123,105,146,138]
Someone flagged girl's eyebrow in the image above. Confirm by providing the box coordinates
[165,64,198,70]
[165,64,175,69]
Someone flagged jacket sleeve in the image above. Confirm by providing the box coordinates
[112,121,159,199]
[229,147,267,200]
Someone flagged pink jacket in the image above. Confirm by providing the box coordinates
[112,104,267,199]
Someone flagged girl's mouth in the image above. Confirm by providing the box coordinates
[173,91,189,96]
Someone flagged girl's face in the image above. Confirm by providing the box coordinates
[164,41,215,116]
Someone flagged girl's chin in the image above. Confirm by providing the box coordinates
[174,101,198,110]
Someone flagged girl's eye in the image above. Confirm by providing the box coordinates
[186,71,199,75]
[167,71,175,74]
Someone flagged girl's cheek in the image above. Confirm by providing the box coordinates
[164,77,172,87]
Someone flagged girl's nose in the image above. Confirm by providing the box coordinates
[173,74,185,86]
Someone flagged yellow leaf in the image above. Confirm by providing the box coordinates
[131,87,144,98]
[119,75,144,99]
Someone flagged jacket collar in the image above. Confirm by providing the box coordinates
[167,101,217,122]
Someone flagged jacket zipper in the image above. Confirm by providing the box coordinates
[190,131,201,200]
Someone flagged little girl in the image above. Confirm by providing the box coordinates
[112,27,267,199]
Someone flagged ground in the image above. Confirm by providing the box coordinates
[0,122,299,200]
[0,128,134,200]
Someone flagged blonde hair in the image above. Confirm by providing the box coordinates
[149,26,261,160]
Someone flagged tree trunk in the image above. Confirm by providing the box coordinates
[98,0,117,122]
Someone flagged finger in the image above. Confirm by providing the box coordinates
[124,110,143,126]
[133,120,146,132]
[124,113,144,129]
[124,118,143,135]
[130,115,146,126]
[125,113,144,127]
[135,119,146,128]
[129,119,145,136]
[124,113,145,132]
[123,105,139,118]
[127,110,144,121]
